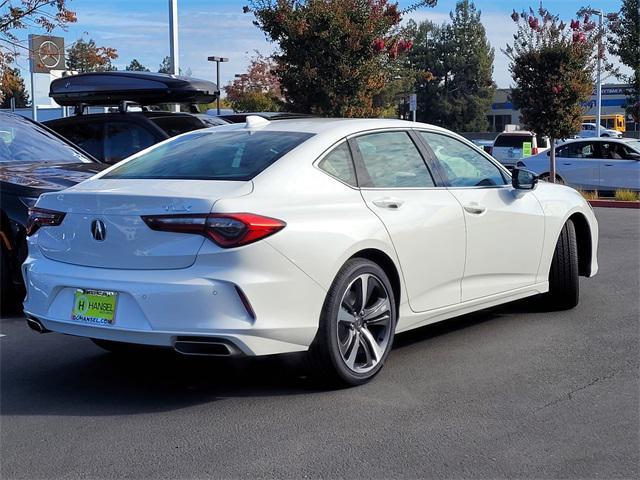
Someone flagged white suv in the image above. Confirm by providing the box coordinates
[491,131,550,168]
[578,123,622,138]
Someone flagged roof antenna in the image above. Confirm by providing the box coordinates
[245,115,270,129]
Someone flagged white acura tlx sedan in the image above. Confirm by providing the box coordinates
[23,117,598,385]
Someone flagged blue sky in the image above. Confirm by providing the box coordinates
[12,0,626,91]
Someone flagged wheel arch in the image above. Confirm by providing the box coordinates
[567,212,592,277]
[348,248,401,311]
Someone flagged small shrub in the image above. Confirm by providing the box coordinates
[614,189,639,201]
[578,189,599,200]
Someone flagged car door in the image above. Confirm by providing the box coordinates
[555,141,600,189]
[596,141,640,190]
[350,130,466,313]
[417,131,545,301]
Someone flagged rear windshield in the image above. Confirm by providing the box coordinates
[149,116,206,137]
[493,134,534,148]
[0,114,92,163]
[103,130,313,181]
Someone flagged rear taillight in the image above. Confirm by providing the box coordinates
[141,213,286,248]
[26,208,66,236]
[532,147,539,155]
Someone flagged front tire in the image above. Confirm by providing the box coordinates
[546,220,579,310]
[308,258,397,386]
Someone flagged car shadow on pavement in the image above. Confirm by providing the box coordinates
[1,296,549,417]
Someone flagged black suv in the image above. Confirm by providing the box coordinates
[44,71,223,163]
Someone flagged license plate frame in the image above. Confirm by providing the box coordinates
[72,289,118,326]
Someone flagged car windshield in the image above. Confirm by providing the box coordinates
[626,140,640,152]
[0,114,92,164]
[493,135,534,148]
[103,130,313,181]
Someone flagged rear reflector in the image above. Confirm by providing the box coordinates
[142,213,285,248]
[26,208,66,236]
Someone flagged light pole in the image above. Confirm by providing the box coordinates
[208,56,229,115]
[587,8,604,137]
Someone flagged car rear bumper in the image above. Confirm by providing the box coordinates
[22,241,327,356]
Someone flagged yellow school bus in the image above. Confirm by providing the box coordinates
[583,114,626,132]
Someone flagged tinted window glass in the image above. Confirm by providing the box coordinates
[318,142,357,186]
[0,114,91,163]
[493,134,534,148]
[354,132,434,188]
[53,122,103,160]
[599,142,631,160]
[420,132,507,187]
[104,130,313,180]
[104,122,157,163]
[557,142,595,159]
[150,116,207,137]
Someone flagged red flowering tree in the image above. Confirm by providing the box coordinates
[506,6,600,182]
[224,53,283,112]
[246,0,435,117]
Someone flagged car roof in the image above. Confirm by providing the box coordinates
[200,117,450,137]
[495,131,535,136]
[562,137,634,144]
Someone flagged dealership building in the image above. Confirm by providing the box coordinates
[487,84,638,133]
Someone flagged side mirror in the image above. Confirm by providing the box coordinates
[627,152,640,160]
[512,167,538,190]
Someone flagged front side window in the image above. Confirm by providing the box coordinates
[420,132,507,187]
[318,142,357,186]
[54,122,104,160]
[598,142,632,160]
[104,130,313,181]
[353,131,434,188]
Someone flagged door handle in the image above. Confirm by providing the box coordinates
[463,203,487,215]
[604,164,614,167]
[372,197,404,209]
[563,162,572,165]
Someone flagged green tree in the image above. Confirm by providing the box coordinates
[0,67,29,108]
[158,56,172,74]
[126,59,150,71]
[606,0,639,123]
[247,0,436,117]
[408,0,495,131]
[224,53,282,112]
[506,6,599,182]
[66,38,118,72]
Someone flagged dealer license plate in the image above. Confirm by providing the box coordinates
[72,289,118,325]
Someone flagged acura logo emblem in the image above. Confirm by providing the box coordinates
[91,220,106,241]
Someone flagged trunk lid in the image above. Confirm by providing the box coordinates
[35,179,252,269]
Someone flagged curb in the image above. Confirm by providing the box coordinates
[588,199,640,209]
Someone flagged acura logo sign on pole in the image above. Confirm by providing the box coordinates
[91,220,106,241]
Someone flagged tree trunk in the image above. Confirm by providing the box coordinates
[549,137,556,183]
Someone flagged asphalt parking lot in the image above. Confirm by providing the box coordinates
[1,207,638,479]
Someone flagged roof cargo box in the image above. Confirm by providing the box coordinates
[49,71,219,106]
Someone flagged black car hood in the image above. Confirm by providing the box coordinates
[0,162,107,191]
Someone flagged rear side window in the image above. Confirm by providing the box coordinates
[354,132,434,188]
[104,122,157,163]
[557,142,595,159]
[49,122,103,160]
[318,142,357,186]
[493,134,534,148]
[104,130,313,181]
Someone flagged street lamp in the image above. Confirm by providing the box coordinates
[586,8,604,137]
[208,56,229,115]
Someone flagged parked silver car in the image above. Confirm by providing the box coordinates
[519,138,640,191]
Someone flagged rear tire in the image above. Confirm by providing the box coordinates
[308,258,397,387]
[546,220,579,310]
[539,173,565,184]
